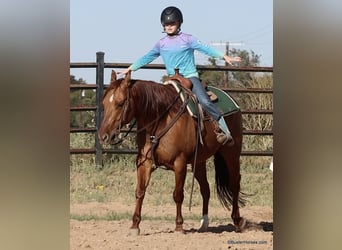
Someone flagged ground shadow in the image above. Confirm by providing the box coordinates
[185,220,273,234]
[259,221,273,232]
[140,220,273,236]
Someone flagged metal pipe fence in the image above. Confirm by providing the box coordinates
[70,52,273,165]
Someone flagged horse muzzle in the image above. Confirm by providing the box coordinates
[98,129,119,145]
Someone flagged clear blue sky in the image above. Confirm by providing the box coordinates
[70,0,273,83]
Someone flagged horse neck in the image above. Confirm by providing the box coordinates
[131,81,180,127]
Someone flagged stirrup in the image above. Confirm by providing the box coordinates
[216,132,234,146]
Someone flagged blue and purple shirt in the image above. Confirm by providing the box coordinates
[130,32,225,78]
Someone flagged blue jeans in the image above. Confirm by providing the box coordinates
[189,77,221,121]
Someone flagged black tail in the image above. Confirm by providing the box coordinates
[214,153,247,210]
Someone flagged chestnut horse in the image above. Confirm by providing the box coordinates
[98,70,246,234]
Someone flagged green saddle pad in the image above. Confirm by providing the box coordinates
[187,86,240,118]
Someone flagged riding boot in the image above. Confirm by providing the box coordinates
[216,117,234,146]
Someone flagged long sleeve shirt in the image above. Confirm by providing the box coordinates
[130,32,225,78]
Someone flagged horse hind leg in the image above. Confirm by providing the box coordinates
[214,152,246,232]
[193,161,210,232]
[230,171,246,232]
[228,157,247,232]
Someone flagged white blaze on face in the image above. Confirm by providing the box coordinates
[109,94,114,103]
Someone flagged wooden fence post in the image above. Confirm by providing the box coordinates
[95,52,104,166]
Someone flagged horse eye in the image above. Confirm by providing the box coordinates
[117,101,124,108]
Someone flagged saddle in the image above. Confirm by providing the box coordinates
[164,69,239,118]
[164,68,218,102]
[165,68,193,89]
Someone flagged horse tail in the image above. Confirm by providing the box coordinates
[214,153,247,210]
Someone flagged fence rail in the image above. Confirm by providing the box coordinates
[70,52,273,165]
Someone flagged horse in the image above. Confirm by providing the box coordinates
[98,70,246,235]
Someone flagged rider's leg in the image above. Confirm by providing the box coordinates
[189,77,233,145]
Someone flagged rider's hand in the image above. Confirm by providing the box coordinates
[223,55,241,66]
[118,67,131,76]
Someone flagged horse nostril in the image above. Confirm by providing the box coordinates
[101,134,109,143]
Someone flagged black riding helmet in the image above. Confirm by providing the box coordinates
[160,6,183,25]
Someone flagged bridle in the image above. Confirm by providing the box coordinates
[109,83,186,145]
[106,86,132,145]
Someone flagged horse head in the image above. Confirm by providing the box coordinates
[98,70,134,144]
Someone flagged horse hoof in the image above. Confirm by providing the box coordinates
[198,215,209,232]
[174,228,185,234]
[128,228,140,236]
[235,217,246,232]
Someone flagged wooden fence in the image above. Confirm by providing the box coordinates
[70,52,273,165]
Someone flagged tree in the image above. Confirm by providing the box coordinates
[70,75,96,128]
[229,49,261,87]
[198,49,261,88]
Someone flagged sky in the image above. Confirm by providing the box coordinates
[70,0,273,83]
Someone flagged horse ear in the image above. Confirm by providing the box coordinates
[110,70,117,83]
[123,70,132,87]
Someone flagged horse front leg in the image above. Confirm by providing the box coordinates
[130,158,153,235]
[193,161,210,232]
[173,163,187,233]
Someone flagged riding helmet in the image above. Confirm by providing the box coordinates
[160,6,183,25]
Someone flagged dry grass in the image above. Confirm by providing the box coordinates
[70,154,273,208]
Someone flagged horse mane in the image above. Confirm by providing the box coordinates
[103,78,138,99]
[131,80,181,119]
[103,78,182,121]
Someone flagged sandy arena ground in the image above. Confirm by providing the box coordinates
[70,202,273,250]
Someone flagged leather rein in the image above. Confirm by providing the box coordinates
[110,84,189,150]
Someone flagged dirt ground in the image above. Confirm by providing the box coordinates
[70,202,273,250]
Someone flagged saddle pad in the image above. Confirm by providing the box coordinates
[208,86,240,116]
[164,80,239,118]
[186,86,240,118]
